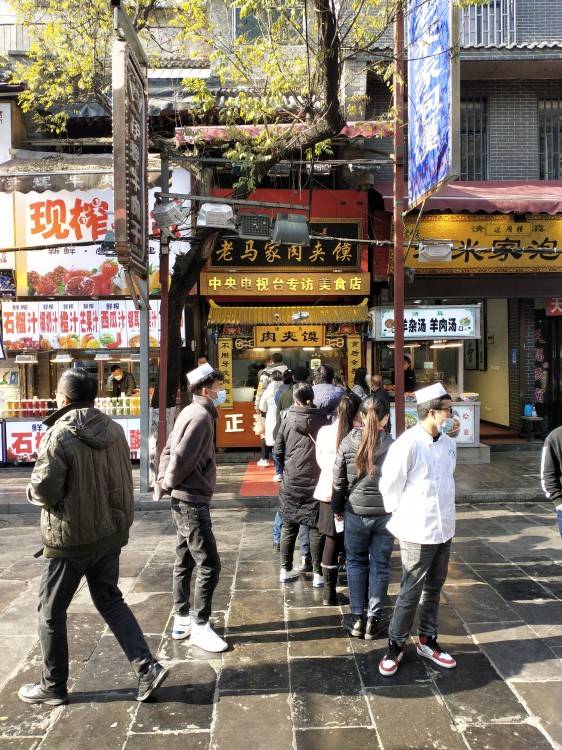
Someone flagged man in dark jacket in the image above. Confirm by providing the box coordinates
[540,426,562,537]
[312,365,345,419]
[371,374,392,433]
[19,368,167,706]
[274,382,329,582]
[156,363,228,653]
[106,364,137,397]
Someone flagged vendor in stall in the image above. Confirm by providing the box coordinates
[391,356,417,393]
[106,364,137,397]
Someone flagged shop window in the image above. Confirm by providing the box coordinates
[539,99,562,180]
[232,4,305,43]
[460,98,488,181]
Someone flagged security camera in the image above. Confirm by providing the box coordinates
[274,313,280,322]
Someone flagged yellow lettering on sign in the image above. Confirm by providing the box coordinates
[217,338,233,407]
[254,325,325,348]
[241,240,258,262]
[310,241,326,263]
[217,240,233,262]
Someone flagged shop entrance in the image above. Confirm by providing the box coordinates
[535,313,562,432]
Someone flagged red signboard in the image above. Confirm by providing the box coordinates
[546,298,562,316]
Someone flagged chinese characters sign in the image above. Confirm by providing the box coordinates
[407,0,459,208]
[1,299,171,350]
[216,402,261,449]
[347,335,362,387]
[112,40,149,277]
[400,214,562,273]
[546,298,562,317]
[200,272,369,296]
[26,191,110,245]
[372,306,480,341]
[217,338,233,407]
[211,222,361,269]
[5,421,45,463]
[254,325,325,348]
[390,402,477,444]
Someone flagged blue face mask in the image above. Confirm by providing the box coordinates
[213,389,227,406]
[438,416,455,435]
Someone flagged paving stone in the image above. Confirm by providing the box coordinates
[0,663,63,739]
[129,564,173,593]
[288,608,352,658]
[211,693,292,750]
[443,583,521,623]
[355,643,430,688]
[220,640,289,692]
[284,576,349,608]
[227,590,284,634]
[368,684,466,749]
[0,740,42,749]
[290,657,371,728]
[515,682,562,746]
[453,545,509,564]
[462,723,553,749]
[444,561,484,585]
[133,661,217,732]
[116,552,149,579]
[0,635,38,690]
[295,728,381,749]
[126,592,173,635]
[235,560,281,590]
[487,576,556,602]
[507,599,562,637]
[470,623,562,681]
[124,732,210,750]
[430,652,528,723]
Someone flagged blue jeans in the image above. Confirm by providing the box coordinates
[558,510,562,538]
[344,511,394,617]
[273,456,282,476]
[272,512,311,554]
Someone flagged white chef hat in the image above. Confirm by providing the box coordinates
[414,382,447,404]
[187,362,215,386]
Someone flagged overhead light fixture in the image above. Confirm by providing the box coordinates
[196,203,236,230]
[418,241,453,262]
[303,347,316,351]
[15,354,39,364]
[94,353,111,361]
[271,213,310,246]
[292,311,310,322]
[238,213,271,239]
[320,346,333,351]
[53,353,73,363]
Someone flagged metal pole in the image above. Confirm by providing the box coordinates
[139,275,150,492]
[157,155,170,461]
[393,0,406,436]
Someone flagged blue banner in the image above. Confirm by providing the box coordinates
[407,0,458,208]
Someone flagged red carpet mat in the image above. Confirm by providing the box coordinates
[239,461,279,497]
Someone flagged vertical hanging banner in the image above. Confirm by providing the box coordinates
[407,0,460,209]
[217,338,233,407]
[347,335,362,387]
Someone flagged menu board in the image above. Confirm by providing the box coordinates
[5,420,47,463]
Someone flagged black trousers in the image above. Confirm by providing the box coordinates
[38,548,153,694]
[172,500,221,624]
[280,521,324,574]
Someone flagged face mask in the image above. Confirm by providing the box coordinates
[113,373,123,381]
[213,389,227,406]
[437,416,455,434]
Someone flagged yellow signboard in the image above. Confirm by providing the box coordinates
[347,335,362,385]
[217,338,233,407]
[254,325,325,348]
[200,272,370,295]
[394,214,562,274]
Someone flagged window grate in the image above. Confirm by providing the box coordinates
[539,100,562,180]
[460,98,488,181]
[461,0,516,46]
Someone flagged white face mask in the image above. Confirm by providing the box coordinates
[113,373,123,381]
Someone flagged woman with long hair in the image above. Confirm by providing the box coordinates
[313,392,362,604]
[351,367,371,399]
[273,383,329,583]
[332,396,394,639]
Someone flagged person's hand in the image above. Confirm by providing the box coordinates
[152,481,169,502]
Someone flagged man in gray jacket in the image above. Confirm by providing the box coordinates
[19,368,167,706]
[155,363,228,653]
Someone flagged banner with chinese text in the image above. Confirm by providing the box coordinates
[397,214,562,274]
[5,420,46,462]
[371,305,480,341]
[254,325,325,348]
[347,336,362,386]
[217,338,233,407]
[211,221,362,269]
[200,272,369,296]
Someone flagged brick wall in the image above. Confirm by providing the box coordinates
[516,0,562,42]
[508,299,536,431]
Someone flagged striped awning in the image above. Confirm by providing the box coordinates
[208,299,370,326]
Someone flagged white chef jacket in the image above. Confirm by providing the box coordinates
[379,423,456,544]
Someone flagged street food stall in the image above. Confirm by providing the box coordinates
[370,304,483,447]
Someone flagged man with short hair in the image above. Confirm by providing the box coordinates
[371,374,391,433]
[540,425,562,538]
[106,363,136,397]
[378,382,457,677]
[155,363,228,652]
[196,355,208,366]
[312,364,345,419]
[19,368,167,706]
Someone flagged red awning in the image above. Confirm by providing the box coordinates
[174,120,392,145]
[377,180,562,215]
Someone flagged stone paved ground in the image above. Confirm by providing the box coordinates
[1,504,562,749]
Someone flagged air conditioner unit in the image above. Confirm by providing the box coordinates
[196,203,236,230]
[418,241,453,262]
[238,213,271,239]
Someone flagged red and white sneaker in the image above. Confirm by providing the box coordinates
[378,640,404,677]
[416,635,456,669]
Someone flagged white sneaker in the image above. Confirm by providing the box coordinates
[279,567,301,583]
[171,614,192,640]
[312,573,324,588]
[190,621,228,653]
[273,473,282,482]
[257,459,270,467]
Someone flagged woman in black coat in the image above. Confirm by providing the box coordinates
[273,382,329,583]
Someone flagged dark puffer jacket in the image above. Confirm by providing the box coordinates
[273,405,329,526]
[27,403,134,558]
[331,428,394,516]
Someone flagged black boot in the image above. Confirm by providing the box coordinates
[365,615,387,640]
[322,566,338,605]
[343,613,366,638]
